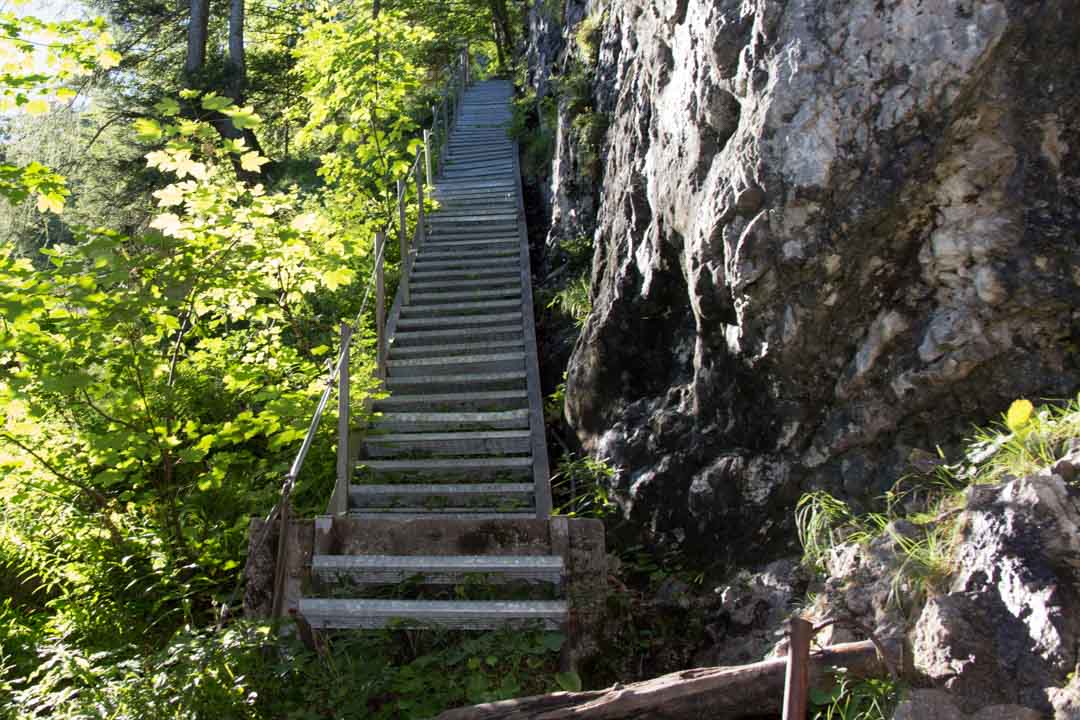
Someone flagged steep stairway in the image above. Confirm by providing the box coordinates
[299,79,565,631]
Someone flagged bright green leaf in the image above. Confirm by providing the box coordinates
[201,92,233,111]
[133,118,163,142]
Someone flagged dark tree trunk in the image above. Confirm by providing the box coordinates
[184,0,211,78]
[226,0,246,103]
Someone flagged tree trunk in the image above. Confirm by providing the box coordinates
[184,0,211,77]
[434,640,900,720]
[372,0,381,18]
[492,18,506,72]
[488,0,513,72]
[226,0,246,103]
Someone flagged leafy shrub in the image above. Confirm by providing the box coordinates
[1,622,565,720]
[810,671,899,720]
[575,13,604,65]
[547,273,592,328]
[571,110,609,182]
[551,454,616,518]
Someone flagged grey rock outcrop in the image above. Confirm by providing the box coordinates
[527,0,1080,551]
[891,690,1042,720]
[792,470,1080,715]
[911,470,1080,713]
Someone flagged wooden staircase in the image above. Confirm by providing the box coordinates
[297,79,568,631]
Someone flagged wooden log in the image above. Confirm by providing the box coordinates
[435,640,897,720]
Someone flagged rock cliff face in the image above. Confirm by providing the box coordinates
[525,0,1080,555]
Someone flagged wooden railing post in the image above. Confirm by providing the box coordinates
[375,231,386,379]
[270,490,291,618]
[783,616,812,720]
[415,154,426,248]
[333,323,352,516]
[423,128,433,187]
[397,179,409,305]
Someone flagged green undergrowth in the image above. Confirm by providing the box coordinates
[810,671,900,720]
[796,394,1080,609]
[3,621,565,719]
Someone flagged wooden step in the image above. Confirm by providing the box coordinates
[390,325,523,347]
[349,483,534,507]
[347,510,537,521]
[409,267,520,283]
[395,312,522,331]
[400,300,521,317]
[357,455,532,479]
[410,256,519,273]
[371,408,529,431]
[416,245,518,260]
[408,288,522,306]
[417,238,518,251]
[299,598,567,630]
[384,371,526,394]
[388,338,523,358]
[372,390,529,413]
[311,555,564,585]
[364,429,532,456]
[387,352,525,378]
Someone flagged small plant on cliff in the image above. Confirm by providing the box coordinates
[571,110,610,183]
[548,273,592,327]
[575,12,604,66]
[552,454,617,518]
[963,395,1080,486]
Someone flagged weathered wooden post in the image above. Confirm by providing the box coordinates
[333,323,352,515]
[415,153,426,248]
[783,616,813,720]
[423,128,433,187]
[374,231,386,379]
[397,178,409,305]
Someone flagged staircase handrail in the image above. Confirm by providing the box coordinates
[252,48,473,620]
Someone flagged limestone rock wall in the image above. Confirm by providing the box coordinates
[526,0,1080,555]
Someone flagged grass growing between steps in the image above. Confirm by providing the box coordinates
[3,620,566,719]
